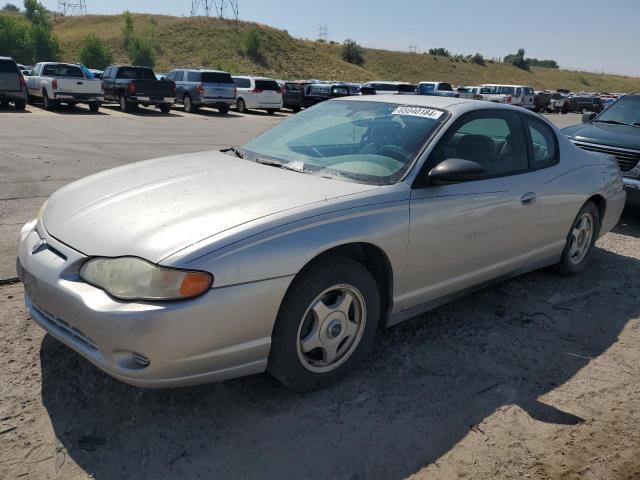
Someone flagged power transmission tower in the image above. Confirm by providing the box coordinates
[57,0,86,16]
[408,44,417,54]
[228,0,239,21]
[318,25,328,41]
[191,0,213,16]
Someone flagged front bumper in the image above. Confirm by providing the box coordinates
[17,220,293,388]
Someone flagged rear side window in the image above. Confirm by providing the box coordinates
[285,82,304,91]
[397,84,417,93]
[0,60,18,73]
[525,116,558,169]
[186,71,200,82]
[233,77,251,88]
[201,72,233,83]
[255,79,280,91]
[439,83,453,91]
[42,64,84,77]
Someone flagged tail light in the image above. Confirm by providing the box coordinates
[52,79,58,90]
[279,87,285,94]
[18,74,25,88]
[506,95,512,104]
[233,86,237,96]
[251,88,263,93]
[196,83,204,94]
[128,81,136,94]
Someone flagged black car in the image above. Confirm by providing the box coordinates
[567,95,603,114]
[563,93,640,205]
[282,81,308,112]
[303,83,351,108]
[101,65,175,113]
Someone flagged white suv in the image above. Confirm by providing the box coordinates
[232,76,283,114]
[478,84,535,109]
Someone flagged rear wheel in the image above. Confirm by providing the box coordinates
[236,98,247,113]
[556,201,600,275]
[217,104,230,114]
[89,101,100,113]
[119,94,130,113]
[159,104,171,114]
[266,108,277,115]
[14,99,26,111]
[43,90,57,111]
[183,95,197,113]
[0,100,9,108]
[268,256,381,391]
[292,106,301,113]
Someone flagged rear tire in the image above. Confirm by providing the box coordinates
[159,104,171,114]
[183,95,197,113]
[0,100,9,108]
[217,104,230,114]
[14,99,26,111]
[119,94,130,113]
[292,106,301,113]
[268,256,381,391]
[89,101,100,113]
[555,201,600,275]
[266,108,277,115]
[43,90,57,111]
[236,98,247,113]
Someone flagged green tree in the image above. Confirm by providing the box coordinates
[244,28,261,60]
[470,52,485,66]
[22,0,59,61]
[428,47,450,57]
[122,10,134,48]
[79,34,113,69]
[2,3,20,11]
[504,48,529,70]
[341,38,364,66]
[23,0,49,28]
[0,15,33,62]
[127,37,155,67]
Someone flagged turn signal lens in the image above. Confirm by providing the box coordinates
[180,272,212,297]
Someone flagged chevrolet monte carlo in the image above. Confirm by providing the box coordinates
[17,96,626,391]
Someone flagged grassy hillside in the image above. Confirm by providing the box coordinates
[45,13,640,92]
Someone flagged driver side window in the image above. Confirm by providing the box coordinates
[430,110,528,177]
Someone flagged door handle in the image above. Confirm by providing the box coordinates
[521,192,537,206]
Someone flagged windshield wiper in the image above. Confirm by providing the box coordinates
[223,147,244,158]
[595,119,631,126]
[255,157,305,173]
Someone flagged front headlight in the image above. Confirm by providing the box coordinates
[79,257,213,301]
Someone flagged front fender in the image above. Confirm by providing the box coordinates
[167,198,411,308]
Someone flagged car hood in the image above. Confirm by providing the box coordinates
[562,122,640,151]
[43,151,377,262]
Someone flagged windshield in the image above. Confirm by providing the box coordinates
[419,83,436,94]
[240,100,446,185]
[595,95,640,125]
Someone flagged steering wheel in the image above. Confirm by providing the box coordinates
[377,144,412,162]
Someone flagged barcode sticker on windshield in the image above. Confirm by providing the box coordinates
[392,106,443,119]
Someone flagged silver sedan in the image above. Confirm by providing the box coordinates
[17,96,626,390]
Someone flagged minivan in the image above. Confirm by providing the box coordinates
[232,76,283,114]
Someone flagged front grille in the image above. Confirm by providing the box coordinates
[32,303,99,351]
[574,141,640,172]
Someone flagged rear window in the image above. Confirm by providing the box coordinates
[0,60,18,73]
[42,64,84,78]
[375,84,397,91]
[332,86,350,95]
[255,79,280,91]
[233,77,251,88]
[439,83,453,91]
[397,84,417,93]
[310,85,330,95]
[117,67,156,80]
[200,71,233,84]
[285,82,305,91]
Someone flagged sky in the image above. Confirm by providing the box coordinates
[39,0,639,76]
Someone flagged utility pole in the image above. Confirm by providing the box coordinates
[318,25,328,42]
[408,44,417,54]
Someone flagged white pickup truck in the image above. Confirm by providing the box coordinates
[477,84,535,109]
[27,62,103,112]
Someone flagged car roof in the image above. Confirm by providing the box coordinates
[479,83,533,88]
[0,56,16,61]
[334,94,529,113]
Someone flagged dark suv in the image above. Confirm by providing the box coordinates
[282,81,308,112]
[0,57,27,111]
[167,69,236,114]
[303,83,351,108]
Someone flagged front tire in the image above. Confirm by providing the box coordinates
[556,201,600,275]
[217,104,230,114]
[268,256,381,391]
[159,104,171,114]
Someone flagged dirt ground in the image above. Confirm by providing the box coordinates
[1,207,639,480]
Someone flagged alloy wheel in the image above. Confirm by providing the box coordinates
[568,212,594,265]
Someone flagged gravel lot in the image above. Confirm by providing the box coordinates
[1,103,639,480]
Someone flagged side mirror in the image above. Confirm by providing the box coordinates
[582,112,597,123]
[427,158,487,184]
